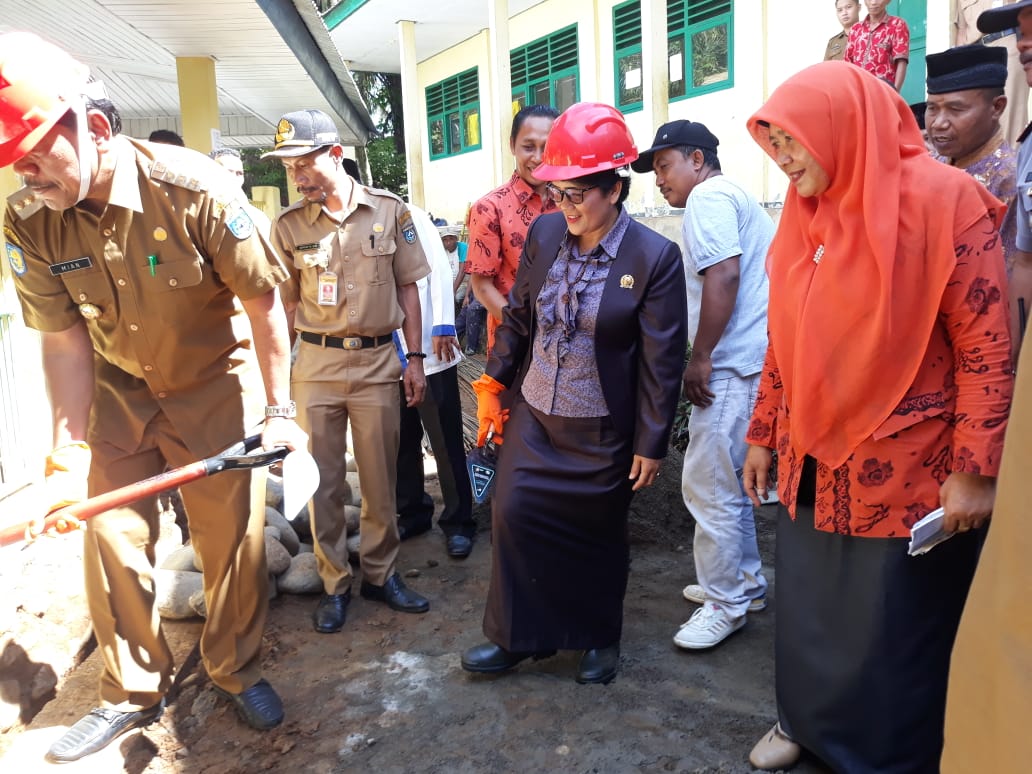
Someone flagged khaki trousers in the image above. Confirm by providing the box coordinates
[86,413,268,711]
[293,341,401,593]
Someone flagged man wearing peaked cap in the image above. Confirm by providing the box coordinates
[925,43,1017,271]
[942,3,1032,770]
[267,109,433,632]
[634,120,774,653]
[261,109,343,160]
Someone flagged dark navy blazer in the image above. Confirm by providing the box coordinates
[487,210,688,459]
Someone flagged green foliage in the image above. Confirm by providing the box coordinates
[241,147,288,205]
[366,137,407,198]
[691,25,729,88]
[354,70,408,197]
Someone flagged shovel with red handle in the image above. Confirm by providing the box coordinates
[0,434,320,548]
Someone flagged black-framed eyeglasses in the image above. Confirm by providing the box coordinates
[545,183,598,204]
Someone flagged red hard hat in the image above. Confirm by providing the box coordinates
[0,32,90,168]
[534,102,638,181]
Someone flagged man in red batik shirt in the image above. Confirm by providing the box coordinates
[845,0,910,91]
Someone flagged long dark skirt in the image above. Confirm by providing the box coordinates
[483,399,634,652]
[775,504,982,774]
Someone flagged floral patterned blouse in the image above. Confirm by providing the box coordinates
[746,216,1014,537]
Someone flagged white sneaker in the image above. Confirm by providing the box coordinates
[682,584,767,612]
[673,603,746,649]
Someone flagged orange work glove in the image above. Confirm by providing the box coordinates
[471,374,509,447]
[36,442,92,537]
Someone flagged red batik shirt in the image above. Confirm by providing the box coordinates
[746,217,1013,537]
[466,172,556,352]
[845,14,910,85]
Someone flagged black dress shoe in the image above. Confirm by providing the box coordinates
[397,517,432,541]
[460,642,557,674]
[360,573,429,613]
[45,700,164,763]
[213,678,284,730]
[576,644,620,685]
[313,590,351,633]
[446,534,473,559]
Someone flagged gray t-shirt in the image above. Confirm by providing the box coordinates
[681,175,773,378]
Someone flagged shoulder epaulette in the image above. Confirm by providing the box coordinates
[149,160,206,193]
[5,186,45,220]
[1018,122,1032,145]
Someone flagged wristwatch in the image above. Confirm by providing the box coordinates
[265,401,297,419]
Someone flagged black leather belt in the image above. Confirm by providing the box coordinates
[298,331,394,350]
[980,28,1016,45]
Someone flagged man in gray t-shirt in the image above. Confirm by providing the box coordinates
[633,121,773,650]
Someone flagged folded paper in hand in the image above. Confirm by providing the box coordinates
[908,507,953,556]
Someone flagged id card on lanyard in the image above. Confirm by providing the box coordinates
[314,251,337,306]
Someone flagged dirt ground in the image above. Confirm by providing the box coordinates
[0,448,830,774]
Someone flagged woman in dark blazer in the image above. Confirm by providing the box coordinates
[461,103,688,684]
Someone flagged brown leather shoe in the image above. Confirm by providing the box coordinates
[749,722,801,771]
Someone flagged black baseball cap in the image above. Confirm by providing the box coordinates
[261,109,341,159]
[631,120,720,173]
[977,0,1032,34]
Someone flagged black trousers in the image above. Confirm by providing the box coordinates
[396,366,474,537]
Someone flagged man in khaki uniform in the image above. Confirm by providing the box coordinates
[0,33,306,763]
[267,110,431,635]
[942,3,1032,770]
[824,0,860,61]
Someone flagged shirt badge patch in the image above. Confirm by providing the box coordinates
[6,243,26,276]
[403,227,416,244]
[226,208,254,240]
[373,222,384,233]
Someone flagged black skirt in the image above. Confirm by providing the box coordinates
[483,399,635,652]
[775,502,982,773]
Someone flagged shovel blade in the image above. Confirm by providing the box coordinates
[281,449,320,520]
[466,445,498,505]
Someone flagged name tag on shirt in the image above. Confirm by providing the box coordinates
[49,257,93,276]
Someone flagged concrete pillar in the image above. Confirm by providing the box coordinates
[251,186,282,220]
[398,20,424,206]
[175,57,220,154]
[641,0,669,207]
[487,0,513,186]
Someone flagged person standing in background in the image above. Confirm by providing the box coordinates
[956,0,1031,144]
[925,44,1017,273]
[267,109,432,635]
[395,210,476,558]
[845,0,910,91]
[825,0,861,61]
[632,120,772,651]
[466,105,559,354]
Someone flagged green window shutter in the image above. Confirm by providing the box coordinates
[426,67,481,160]
[614,1,642,48]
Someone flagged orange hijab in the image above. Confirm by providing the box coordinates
[747,62,1004,467]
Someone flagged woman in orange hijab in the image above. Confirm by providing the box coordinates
[742,61,1014,772]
